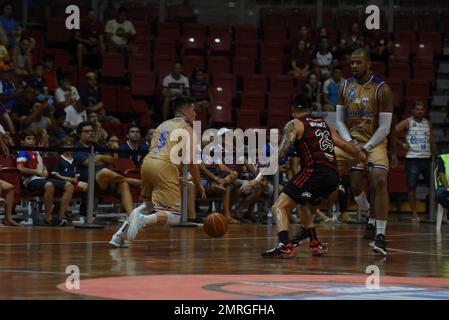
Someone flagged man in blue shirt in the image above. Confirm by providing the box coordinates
[322,67,343,112]
[119,125,147,166]
[0,64,24,111]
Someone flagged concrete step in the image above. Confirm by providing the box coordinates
[432,95,449,106]
[436,79,449,90]
[430,111,449,124]
[438,62,449,74]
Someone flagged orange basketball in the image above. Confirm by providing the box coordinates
[203,212,228,238]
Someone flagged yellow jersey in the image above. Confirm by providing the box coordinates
[342,74,385,143]
[146,117,190,166]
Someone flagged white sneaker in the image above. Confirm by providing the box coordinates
[109,233,129,248]
[127,210,146,241]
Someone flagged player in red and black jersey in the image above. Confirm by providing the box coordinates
[243,94,365,258]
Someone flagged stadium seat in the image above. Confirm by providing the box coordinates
[101,85,118,113]
[262,12,285,29]
[388,62,410,81]
[263,27,287,45]
[212,74,236,101]
[260,42,284,61]
[285,9,310,31]
[209,100,232,124]
[127,54,151,75]
[405,80,430,97]
[386,79,404,107]
[234,42,258,60]
[232,57,255,79]
[261,58,284,77]
[183,23,207,39]
[116,87,132,113]
[153,55,176,80]
[269,75,295,95]
[208,26,232,55]
[182,55,205,77]
[241,92,266,111]
[236,109,261,130]
[46,17,71,43]
[419,32,442,55]
[182,33,206,55]
[131,71,156,96]
[153,38,176,56]
[131,99,149,114]
[412,63,435,82]
[244,74,267,94]
[102,53,126,78]
[268,92,293,113]
[392,42,410,62]
[414,43,434,63]
[207,56,230,77]
[394,31,417,50]
[389,164,408,193]
[234,26,258,45]
[267,111,290,130]
[371,61,386,79]
[157,22,181,40]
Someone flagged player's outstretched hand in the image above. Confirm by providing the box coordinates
[240,179,259,193]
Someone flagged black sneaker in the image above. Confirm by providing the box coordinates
[290,226,309,248]
[372,234,387,256]
[261,242,296,258]
[364,223,376,240]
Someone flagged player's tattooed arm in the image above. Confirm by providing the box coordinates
[277,120,298,162]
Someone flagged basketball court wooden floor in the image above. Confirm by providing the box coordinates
[1,222,449,300]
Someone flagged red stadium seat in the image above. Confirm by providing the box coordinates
[285,9,310,31]
[388,62,410,81]
[241,92,265,111]
[157,22,181,40]
[101,85,118,113]
[371,61,386,79]
[182,55,205,78]
[389,164,408,193]
[267,111,290,130]
[127,54,151,75]
[405,80,430,97]
[153,55,175,80]
[262,12,285,29]
[131,71,156,96]
[116,87,132,113]
[212,74,236,101]
[182,33,206,55]
[208,26,232,55]
[234,26,258,45]
[260,42,284,61]
[419,32,442,55]
[234,42,258,60]
[232,57,255,79]
[244,74,267,94]
[386,79,404,107]
[269,75,295,95]
[414,43,434,63]
[412,63,435,82]
[153,38,176,56]
[207,56,230,77]
[209,100,232,124]
[392,42,410,62]
[268,92,292,113]
[131,99,149,114]
[236,109,261,130]
[102,53,126,78]
[183,23,207,39]
[263,27,287,45]
[46,17,71,43]
[394,31,417,50]
[261,58,283,77]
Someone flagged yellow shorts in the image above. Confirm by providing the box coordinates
[335,142,389,176]
[140,158,182,212]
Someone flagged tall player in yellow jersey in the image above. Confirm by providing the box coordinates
[335,48,394,256]
[111,96,206,246]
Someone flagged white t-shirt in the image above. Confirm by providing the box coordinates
[405,117,432,159]
[55,86,80,110]
[315,50,333,78]
[162,74,190,97]
[105,19,136,46]
[64,105,87,128]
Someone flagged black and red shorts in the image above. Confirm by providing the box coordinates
[283,165,339,205]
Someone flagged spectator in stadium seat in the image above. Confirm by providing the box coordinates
[10,87,51,132]
[436,152,449,224]
[0,63,25,111]
[73,121,135,216]
[79,71,119,123]
[140,127,154,155]
[0,178,19,226]
[301,72,322,112]
[42,55,58,94]
[119,125,146,166]
[0,2,21,49]
[17,131,74,227]
[55,74,85,133]
[75,9,105,67]
[395,101,437,222]
[288,39,311,79]
[104,6,136,53]
[161,62,190,121]
[0,102,14,134]
[10,37,32,76]
[312,37,335,81]
[25,63,49,96]
[88,111,108,144]
[343,22,364,52]
[48,109,69,146]
[0,29,10,67]
[190,68,211,110]
[332,38,351,65]
[105,134,120,160]
[322,67,343,112]
[298,25,312,49]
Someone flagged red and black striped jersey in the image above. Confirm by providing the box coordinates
[294,115,337,171]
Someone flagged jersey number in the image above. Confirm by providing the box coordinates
[151,131,169,155]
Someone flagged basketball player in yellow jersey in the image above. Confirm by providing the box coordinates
[111,96,206,246]
[334,48,394,256]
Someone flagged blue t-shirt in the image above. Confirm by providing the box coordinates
[324,79,340,105]
[189,81,209,101]
[0,80,16,111]
[0,16,18,32]
[72,142,108,182]
[119,141,147,165]
[51,156,77,178]
[26,76,47,93]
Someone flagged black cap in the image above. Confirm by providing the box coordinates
[291,94,312,110]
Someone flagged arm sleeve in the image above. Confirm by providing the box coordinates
[363,112,393,151]
[437,157,446,174]
[335,104,352,141]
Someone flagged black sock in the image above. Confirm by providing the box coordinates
[278,230,289,245]
[307,228,318,241]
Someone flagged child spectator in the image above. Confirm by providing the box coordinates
[26,63,49,96]
[42,55,58,94]
[11,37,32,76]
[189,68,211,109]
[16,132,74,226]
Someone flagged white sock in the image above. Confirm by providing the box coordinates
[376,220,387,236]
[354,191,370,212]
[368,218,376,226]
[114,221,129,236]
[143,213,157,225]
